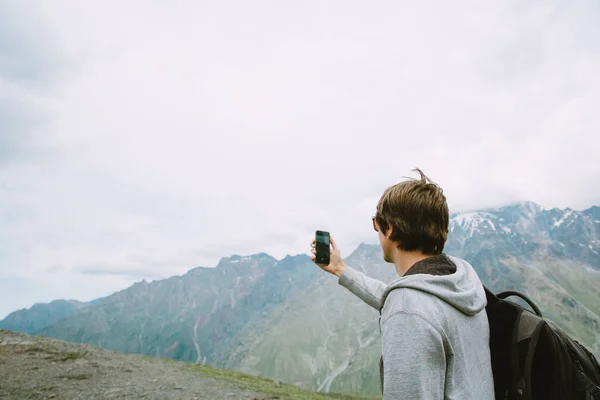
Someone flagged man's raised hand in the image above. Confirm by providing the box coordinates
[310,235,346,278]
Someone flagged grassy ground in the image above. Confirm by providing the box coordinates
[182,361,381,400]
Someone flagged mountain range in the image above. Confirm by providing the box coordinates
[1,201,599,396]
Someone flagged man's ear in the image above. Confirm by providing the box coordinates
[385,226,393,239]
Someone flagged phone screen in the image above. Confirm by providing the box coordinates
[315,230,330,264]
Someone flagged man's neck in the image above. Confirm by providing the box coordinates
[394,250,433,276]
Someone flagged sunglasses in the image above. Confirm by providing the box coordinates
[372,216,378,232]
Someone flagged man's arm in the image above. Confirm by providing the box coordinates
[337,266,387,310]
[310,235,387,310]
[381,311,446,399]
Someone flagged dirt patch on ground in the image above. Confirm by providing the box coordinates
[0,329,276,399]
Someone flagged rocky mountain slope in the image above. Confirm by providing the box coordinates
[0,300,90,334]
[0,329,374,400]
[2,202,599,396]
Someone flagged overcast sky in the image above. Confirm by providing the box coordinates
[1,0,599,319]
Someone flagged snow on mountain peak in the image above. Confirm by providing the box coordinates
[553,209,574,228]
[450,212,497,238]
[518,201,544,214]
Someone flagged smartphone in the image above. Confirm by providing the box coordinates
[315,230,330,264]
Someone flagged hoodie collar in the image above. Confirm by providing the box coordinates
[382,254,487,316]
[403,254,457,277]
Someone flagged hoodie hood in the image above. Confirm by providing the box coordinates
[381,254,487,316]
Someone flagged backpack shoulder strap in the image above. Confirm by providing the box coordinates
[498,291,543,317]
[512,310,545,400]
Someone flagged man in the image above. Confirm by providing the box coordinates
[310,169,494,399]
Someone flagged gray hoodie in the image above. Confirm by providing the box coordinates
[338,254,494,399]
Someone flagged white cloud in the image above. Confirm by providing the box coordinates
[1,0,600,318]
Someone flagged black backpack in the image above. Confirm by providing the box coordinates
[485,287,600,400]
